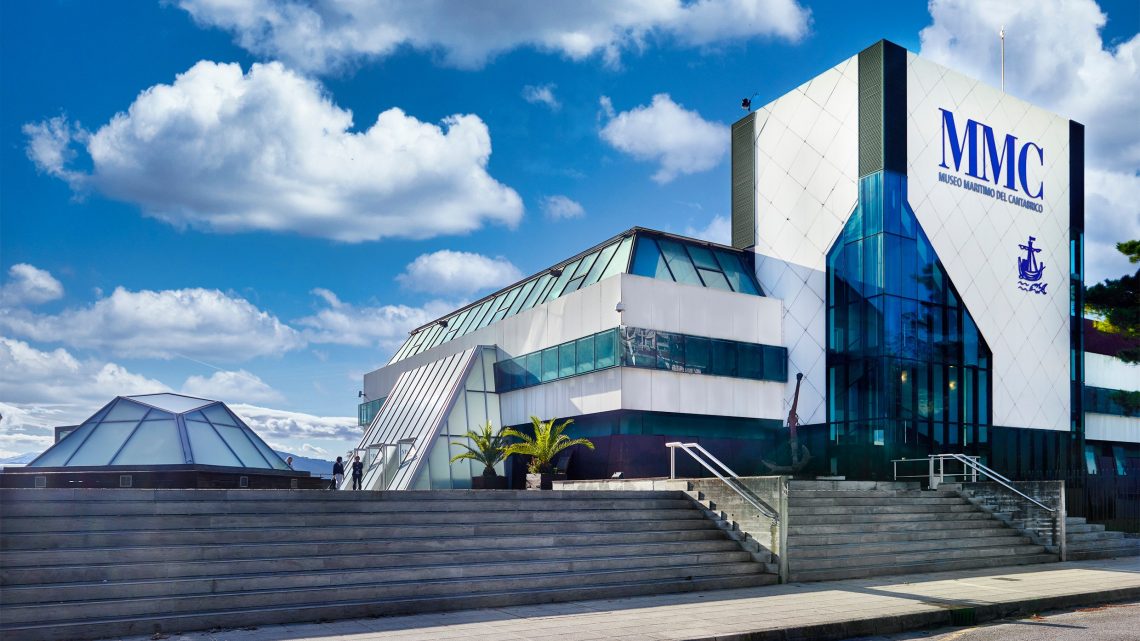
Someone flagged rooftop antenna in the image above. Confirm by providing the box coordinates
[1000,26,1005,92]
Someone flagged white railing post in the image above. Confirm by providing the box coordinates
[929,455,937,490]
[669,445,676,480]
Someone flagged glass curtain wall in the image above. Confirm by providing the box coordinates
[826,171,993,477]
[412,347,503,489]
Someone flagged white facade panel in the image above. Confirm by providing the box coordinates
[750,54,859,426]
[1086,413,1140,445]
[906,53,1072,431]
[1085,353,1140,392]
[619,368,784,421]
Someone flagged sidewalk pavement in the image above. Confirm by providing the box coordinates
[130,557,1140,641]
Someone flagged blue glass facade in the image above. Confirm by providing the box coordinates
[826,171,993,473]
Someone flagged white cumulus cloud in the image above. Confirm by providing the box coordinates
[0,285,303,361]
[182,369,285,405]
[540,195,586,220]
[0,338,172,457]
[684,215,732,245]
[919,0,1140,284]
[230,403,361,444]
[1,264,64,306]
[177,0,811,73]
[24,60,522,243]
[396,251,523,295]
[298,288,453,349]
[522,83,561,110]
[599,94,729,183]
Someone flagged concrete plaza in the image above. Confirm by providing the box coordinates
[119,556,1140,641]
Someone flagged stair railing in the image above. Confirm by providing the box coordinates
[666,442,788,582]
[927,453,1065,560]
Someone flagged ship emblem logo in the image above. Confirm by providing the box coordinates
[1017,236,1047,295]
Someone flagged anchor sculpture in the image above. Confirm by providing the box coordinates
[762,372,811,474]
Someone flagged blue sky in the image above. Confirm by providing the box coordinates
[2,0,1137,460]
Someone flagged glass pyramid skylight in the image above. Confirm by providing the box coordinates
[28,394,290,470]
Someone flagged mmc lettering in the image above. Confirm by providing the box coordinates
[938,108,1044,200]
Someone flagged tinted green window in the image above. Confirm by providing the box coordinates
[715,251,760,295]
[526,352,542,387]
[596,329,617,368]
[541,348,558,382]
[630,237,672,280]
[559,342,577,377]
[685,336,710,373]
[657,239,701,285]
[686,245,719,270]
[576,335,596,373]
[507,280,536,317]
[710,340,737,377]
[600,237,633,280]
[520,274,553,312]
[582,242,619,288]
[544,259,580,302]
[739,344,762,379]
[698,268,733,292]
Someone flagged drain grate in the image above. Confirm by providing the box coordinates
[950,607,977,626]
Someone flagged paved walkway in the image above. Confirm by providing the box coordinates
[133,557,1140,641]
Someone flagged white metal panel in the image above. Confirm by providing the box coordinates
[906,52,1072,431]
[1085,353,1140,392]
[619,275,783,345]
[1086,413,1140,444]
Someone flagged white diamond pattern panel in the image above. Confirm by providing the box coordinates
[752,55,859,425]
[907,53,1072,431]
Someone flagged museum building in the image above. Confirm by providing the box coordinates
[351,40,1139,491]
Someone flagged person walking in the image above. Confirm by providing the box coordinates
[351,455,364,490]
[284,456,294,469]
[332,456,345,490]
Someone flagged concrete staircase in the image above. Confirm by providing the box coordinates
[0,488,774,641]
[1066,516,1140,560]
[786,480,1056,582]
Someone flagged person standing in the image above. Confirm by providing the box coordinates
[351,455,364,490]
[285,456,294,469]
[332,456,345,490]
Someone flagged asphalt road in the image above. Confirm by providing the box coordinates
[844,600,1140,641]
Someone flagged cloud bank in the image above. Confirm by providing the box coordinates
[25,61,522,243]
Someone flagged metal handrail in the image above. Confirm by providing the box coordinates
[932,453,1055,513]
[666,442,779,522]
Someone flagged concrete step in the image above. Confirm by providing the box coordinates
[1,528,730,570]
[791,534,1032,559]
[1066,543,1140,561]
[0,488,688,504]
[1067,530,1125,543]
[789,481,921,491]
[789,489,962,499]
[1,538,745,585]
[788,514,995,536]
[1066,517,1087,525]
[0,496,696,518]
[0,507,704,533]
[0,571,779,641]
[788,503,975,516]
[789,510,993,527]
[788,496,967,507]
[790,525,1020,547]
[1067,539,1140,552]
[1065,523,1107,534]
[1,561,768,625]
[2,550,758,604]
[790,542,1046,572]
[1,517,720,550]
[788,552,1056,583]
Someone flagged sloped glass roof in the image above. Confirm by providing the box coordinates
[28,396,290,470]
[389,228,762,364]
[127,393,214,414]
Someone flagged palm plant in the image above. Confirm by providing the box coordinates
[449,421,511,477]
[503,416,594,474]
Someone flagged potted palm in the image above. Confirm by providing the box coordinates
[449,420,511,489]
[504,416,594,490]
